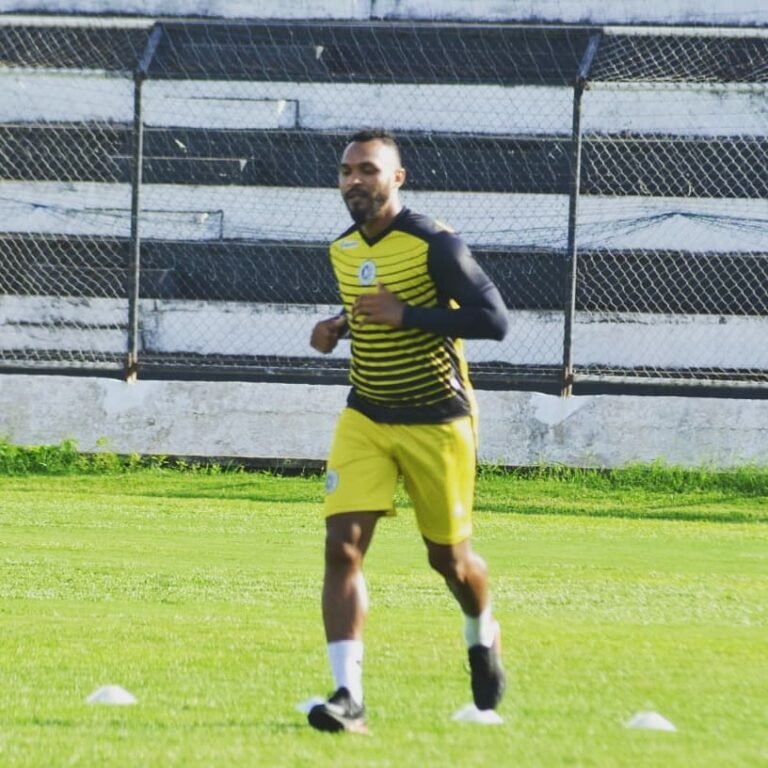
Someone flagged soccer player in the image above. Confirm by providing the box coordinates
[308,129,509,733]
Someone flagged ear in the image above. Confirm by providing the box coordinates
[394,166,406,188]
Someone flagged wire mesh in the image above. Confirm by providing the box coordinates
[574,28,768,387]
[0,19,766,392]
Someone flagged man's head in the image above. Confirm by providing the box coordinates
[339,129,406,234]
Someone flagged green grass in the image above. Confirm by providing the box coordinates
[0,449,766,767]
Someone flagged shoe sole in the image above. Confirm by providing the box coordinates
[308,706,369,735]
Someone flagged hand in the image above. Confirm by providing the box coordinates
[310,315,347,353]
[352,283,405,328]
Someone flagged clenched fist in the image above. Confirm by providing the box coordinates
[352,283,405,328]
[310,314,348,354]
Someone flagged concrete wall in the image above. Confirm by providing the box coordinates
[0,0,764,25]
[2,374,768,468]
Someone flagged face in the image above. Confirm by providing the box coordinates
[339,139,405,229]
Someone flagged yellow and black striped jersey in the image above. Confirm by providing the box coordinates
[329,208,508,424]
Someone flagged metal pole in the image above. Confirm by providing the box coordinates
[125,24,164,382]
[561,32,601,397]
[125,71,144,381]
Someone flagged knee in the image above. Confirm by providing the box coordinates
[427,543,486,583]
[427,546,462,581]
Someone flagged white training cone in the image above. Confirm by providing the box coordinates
[452,703,504,725]
[626,711,676,732]
[86,685,138,705]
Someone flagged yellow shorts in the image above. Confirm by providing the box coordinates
[323,407,477,545]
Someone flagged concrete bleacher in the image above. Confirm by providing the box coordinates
[4,123,767,199]
[148,21,591,83]
[1,15,767,385]
[0,20,147,70]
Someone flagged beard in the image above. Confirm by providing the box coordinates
[344,190,386,226]
[347,202,368,225]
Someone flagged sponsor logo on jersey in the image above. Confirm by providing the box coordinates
[340,239,359,250]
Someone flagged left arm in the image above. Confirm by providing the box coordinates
[353,233,508,340]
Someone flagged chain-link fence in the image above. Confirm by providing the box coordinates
[0,18,765,394]
[571,27,768,392]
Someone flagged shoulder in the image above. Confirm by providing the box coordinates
[331,223,358,247]
[396,208,455,239]
[396,209,465,258]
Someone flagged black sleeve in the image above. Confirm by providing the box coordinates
[400,231,509,340]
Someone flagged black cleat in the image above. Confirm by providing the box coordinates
[468,622,506,711]
[308,687,367,733]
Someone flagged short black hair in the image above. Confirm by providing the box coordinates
[348,128,401,163]
[350,128,397,145]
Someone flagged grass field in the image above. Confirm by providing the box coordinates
[0,457,766,767]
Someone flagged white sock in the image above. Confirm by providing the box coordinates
[464,604,495,648]
[327,640,364,705]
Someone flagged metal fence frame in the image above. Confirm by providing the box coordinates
[1,20,766,398]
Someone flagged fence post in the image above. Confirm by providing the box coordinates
[125,24,163,382]
[561,32,601,397]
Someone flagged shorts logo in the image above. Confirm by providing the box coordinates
[358,260,377,286]
[325,469,339,494]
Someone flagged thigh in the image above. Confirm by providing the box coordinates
[324,408,399,518]
[395,417,476,545]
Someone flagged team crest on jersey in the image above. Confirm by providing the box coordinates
[325,469,339,494]
[358,260,377,286]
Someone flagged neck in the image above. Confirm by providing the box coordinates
[361,203,403,240]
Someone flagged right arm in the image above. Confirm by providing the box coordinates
[310,311,348,354]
